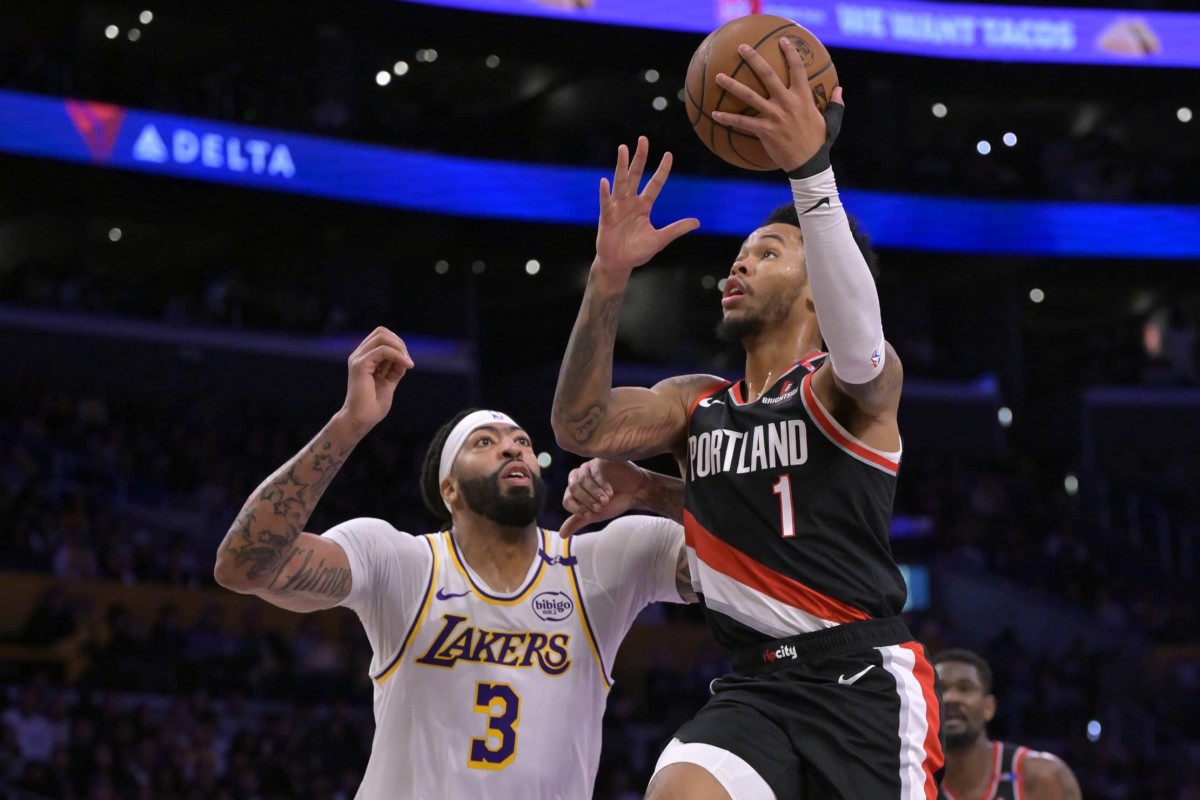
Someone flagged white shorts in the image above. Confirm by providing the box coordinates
[652,738,776,800]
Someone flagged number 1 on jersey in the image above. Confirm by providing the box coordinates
[772,475,796,538]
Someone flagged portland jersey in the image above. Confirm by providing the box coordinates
[684,353,907,651]
[323,515,684,800]
[939,742,1030,800]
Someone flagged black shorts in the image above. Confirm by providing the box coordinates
[672,617,944,800]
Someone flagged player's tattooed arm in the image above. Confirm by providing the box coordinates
[214,415,363,610]
[553,274,719,460]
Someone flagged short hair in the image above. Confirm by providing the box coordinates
[933,648,994,693]
[762,202,880,280]
[419,408,480,529]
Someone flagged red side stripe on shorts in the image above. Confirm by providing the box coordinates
[900,641,944,800]
[684,511,870,624]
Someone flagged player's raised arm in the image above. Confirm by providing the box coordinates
[552,136,717,460]
[213,327,413,613]
[714,39,903,418]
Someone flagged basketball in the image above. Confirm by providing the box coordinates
[685,14,838,171]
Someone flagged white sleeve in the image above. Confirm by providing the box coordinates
[321,518,433,673]
[790,166,886,385]
[568,515,687,669]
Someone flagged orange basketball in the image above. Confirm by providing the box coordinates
[685,14,837,171]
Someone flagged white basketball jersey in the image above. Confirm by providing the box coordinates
[348,528,600,798]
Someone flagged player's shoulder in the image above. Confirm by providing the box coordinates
[652,373,731,405]
[567,515,684,560]
[323,517,433,552]
[1018,748,1080,798]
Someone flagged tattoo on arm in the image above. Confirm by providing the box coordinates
[267,546,353,598]
[675,546,697,603]
[638,472,685,523]
[554,283,625,446]
[218,425,356,591]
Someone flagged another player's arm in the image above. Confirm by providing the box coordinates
[1022,752,1083,800]
[213,415,362,613]
[214,327,413,613]
[561,459,696,602]
[552,136,710,460]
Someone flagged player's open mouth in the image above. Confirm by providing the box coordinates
[722,277,747,308]
[501,464,531,484]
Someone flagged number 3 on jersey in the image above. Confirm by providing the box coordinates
[772,475,796,538]
[469,682,520,769]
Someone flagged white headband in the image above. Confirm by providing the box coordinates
[438,410,520,509]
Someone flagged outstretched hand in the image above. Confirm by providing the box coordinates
[559,459,649,538]
[594,136,700,279]
[341,327,414,431]
[711,39,845,175]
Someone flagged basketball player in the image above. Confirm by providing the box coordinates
[213,326,694,799]
[934,650,1082,800]
[551,38,942,800]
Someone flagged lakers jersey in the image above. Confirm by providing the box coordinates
[684,353,908,651]
[324,515,684,800]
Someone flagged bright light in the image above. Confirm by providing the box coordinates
[537,452,552,468]
[1064,474,1079,495]
[127,28,141,42]
[108,227,122,242]
[376,71,391,86]
[1178,107,1194,123]
[485,55,500,69]
[105,25,119,39]
[471,260,486,274]
[434,260,449,274]
[997,407,1013,427]
[677,88,686,101]
[1003,132,1018,147]
[701,275,716,289]
[139,10,153,24]
[393,61,409,76]
[417,48,439,63]
[931,102,947,118]
[1029,288,1045,303]
[976,140,992,155]
[644,69,660,83]
[415,49,428,62]
[1087,721,1101,742]
[652,96,668,111]
[525,260,541,276]
[717,278,728,292]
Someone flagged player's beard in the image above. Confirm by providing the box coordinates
[716,282,804,344]
[457,464,548,527]
[943,722,983,751]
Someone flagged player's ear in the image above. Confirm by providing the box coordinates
[441,476,459,509]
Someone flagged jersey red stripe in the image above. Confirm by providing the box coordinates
[684,510,870,624]
[801,372,899,474]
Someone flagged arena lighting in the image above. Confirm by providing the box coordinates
[1064,474,1079,495]
[139,10,153,24]
[997,407,1013,427]
[375,71,391,86]
[976,140,992,155]
[471,260,486,274]
[701,275,717,289]
[536,452,552,468]
[1030,288,1046,303]
[127,28,141,42]
[434,260,449,274]
[12,91,1200,259]
[1003,132,1018,146]
[1179,107,1194,123]
[931,103,948,118]
[525,260,541,275]
[652,97,668,111]
[393,61,410,76]
[643,69,660,83]
[399,0,1200,68]
[105,25,119,39]
[485,55,500,68]
[108,227,122,242]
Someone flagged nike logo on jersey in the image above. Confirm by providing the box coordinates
[537,550,578,567]
[698,397,725,408]
[435,587,471,601]
[838,665,875,685]
[800,197,831,215]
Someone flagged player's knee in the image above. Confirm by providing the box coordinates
[646,762,732,800]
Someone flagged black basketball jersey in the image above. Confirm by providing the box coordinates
[940,742,1030,800]
[683,353,907,651]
